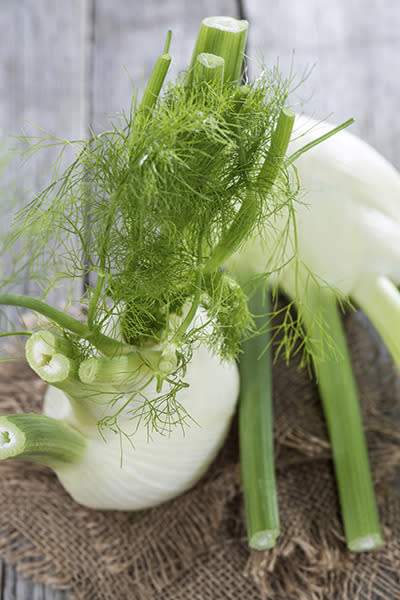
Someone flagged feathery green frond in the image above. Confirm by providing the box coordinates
[0,21,309,434]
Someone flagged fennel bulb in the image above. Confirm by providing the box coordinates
[47,345,238,510]
[230,114,400,371]
[0,15,292,514]
[1,309,239,510]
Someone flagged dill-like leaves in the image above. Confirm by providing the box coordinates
[8,66,297,361]
[1,62,307,435]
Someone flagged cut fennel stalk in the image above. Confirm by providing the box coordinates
[239,287,279,550]
[299,285,382,551]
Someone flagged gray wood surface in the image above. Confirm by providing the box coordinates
[0,0,89,326]
[245,0,400,168]
[0,1,398,598]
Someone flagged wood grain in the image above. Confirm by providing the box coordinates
[0,0,90,330]
[2,561,67,600]
[244,0,400,167]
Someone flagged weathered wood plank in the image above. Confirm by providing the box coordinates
[244,0,400,167]
[0,0,90,331]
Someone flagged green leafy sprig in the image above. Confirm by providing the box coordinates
[5,68,296,353]
[0,17,326,433]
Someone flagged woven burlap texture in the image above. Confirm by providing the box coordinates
[0,309,399,600]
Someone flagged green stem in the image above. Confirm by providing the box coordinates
[258,108,296,185]
[171,264,202,344]
[230,85,250,166]
[1,294,88,337]
[0,294,129,357]
[300,285,382,552]
[204,108,295,274]
[87,41,172,329]
[193,53,225,92]
[187,16,248,87]
[139,50,171,114]
[0,331,32,338]
[239,286,279,550]
[0,414,87,469]
[352,275,400,373]
[79,350,161,386]
[163,30,172,54]
[88,38,172,331]
[287,118,355,166]
[87,274,105,330]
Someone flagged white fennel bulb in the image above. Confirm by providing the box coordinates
[229,115,400,370]
[43,341,238,510]
[0,308,239,510]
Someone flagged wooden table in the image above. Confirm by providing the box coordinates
[0,1,399,597]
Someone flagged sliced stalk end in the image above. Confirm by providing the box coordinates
[202,15,248,34]
[0,417,26,460]
[188,16,248,86]
[0,414,86,468]
[249,529,280,551]
[79,356,135,385]
[194,52,225,91]
[233,84,250,104]
[348,533,383,553]
[25,330,77,384]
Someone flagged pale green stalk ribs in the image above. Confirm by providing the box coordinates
[239,286,279,550]
[300,285,382,551]
[0,414,86,469]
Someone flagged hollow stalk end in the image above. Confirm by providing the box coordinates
[194,52,225,90]
[249,529,280,551]
[0,414,87,468]
[0,417,26,460]
[188,16,248,86]
[25,330,77,384]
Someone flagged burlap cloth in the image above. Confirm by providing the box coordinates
[0,309,399,599]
